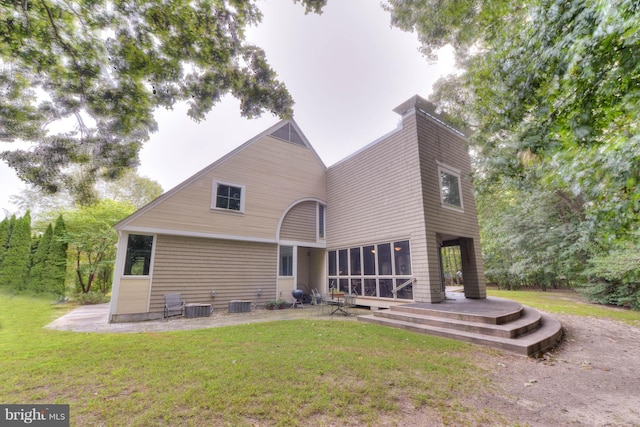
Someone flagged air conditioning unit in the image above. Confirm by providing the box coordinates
[228,300,252,313]
[185,304,212,318]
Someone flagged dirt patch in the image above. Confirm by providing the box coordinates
[385,299,640,427]
[472,312,640,426]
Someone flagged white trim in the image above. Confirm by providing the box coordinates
[417,108,467,138]
[278,239,326,248]
[109,231,157,319]
[317,203,326,241]
[275,197,327,244]
[278,245,294,277]
[326,238,414,299]
[115,118,324,231]
[117,226,278,244]
[211,180,246,213]
[109,231,127,319]
[435,160,461,175]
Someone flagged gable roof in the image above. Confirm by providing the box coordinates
[115,118,324,230]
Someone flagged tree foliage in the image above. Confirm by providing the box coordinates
[61,199,135,294]
[387,0,640,306]
[29,222,53,293]
[11,169,163,219]
[1,0,324,202]
[0,215,13,266]
[47,215,69,297]
[0,212,31,291]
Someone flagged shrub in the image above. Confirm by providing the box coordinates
[75,291,110,305]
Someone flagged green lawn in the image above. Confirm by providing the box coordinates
[487,289,640,326]
[0,293,494,426]
[2,290,639,426]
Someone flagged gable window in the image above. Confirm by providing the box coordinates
[212,182,245,212]
[124,234,153,276]
[438,165,464,210]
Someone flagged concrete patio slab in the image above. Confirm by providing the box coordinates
[45,303,369,333]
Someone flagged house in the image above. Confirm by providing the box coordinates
[109,95,486,322]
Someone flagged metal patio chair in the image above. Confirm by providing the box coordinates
[311,288,333,315]
[342,294,357,316]
[163,293,185,319]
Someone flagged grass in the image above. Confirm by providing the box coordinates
[3,289,639,426]
[0,292,492,426]
[487,288,640,326]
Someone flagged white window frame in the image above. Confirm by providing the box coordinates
[211,181,246,213]
[327,239,413,300]
[122,233,156,277]
[278,245,294,277]
[437,163,464,212]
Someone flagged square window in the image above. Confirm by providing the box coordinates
[212,182,244,212]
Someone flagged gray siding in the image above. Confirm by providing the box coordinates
[415,110,486,298]
[326,101,485,303]
[327,127,424,248]
[326,115,433,300]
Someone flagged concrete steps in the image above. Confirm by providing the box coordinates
[357,301,562,356]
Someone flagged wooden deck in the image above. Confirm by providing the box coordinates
[357,292,563,356]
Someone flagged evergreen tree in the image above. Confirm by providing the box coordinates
[46,215,69,297]
[0,217,11,266]
[29,224,53,293]
[0,212,31,291]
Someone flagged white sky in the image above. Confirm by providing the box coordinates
[0,0,455,216]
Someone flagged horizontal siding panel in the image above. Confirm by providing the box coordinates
[327,123,425,249]
[148,234,278,314]
[417,116,481,238]
[280,201,317,242]
[128,136,326,240]
[415,112,486,296]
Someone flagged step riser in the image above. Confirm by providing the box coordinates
[373,311,540,338]
[359,316,530,355]
[358,315,562,356]
[390,305,522,325]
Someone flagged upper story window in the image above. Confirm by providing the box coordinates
[212,181,245,212]
[438,164,464,211]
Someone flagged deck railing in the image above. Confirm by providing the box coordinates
[391,277,416,298]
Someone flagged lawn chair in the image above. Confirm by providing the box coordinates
[342,294,357,316]
[164,293,185,319]
[311,288,332,315]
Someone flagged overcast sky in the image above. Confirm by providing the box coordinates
[0,0,456,216]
